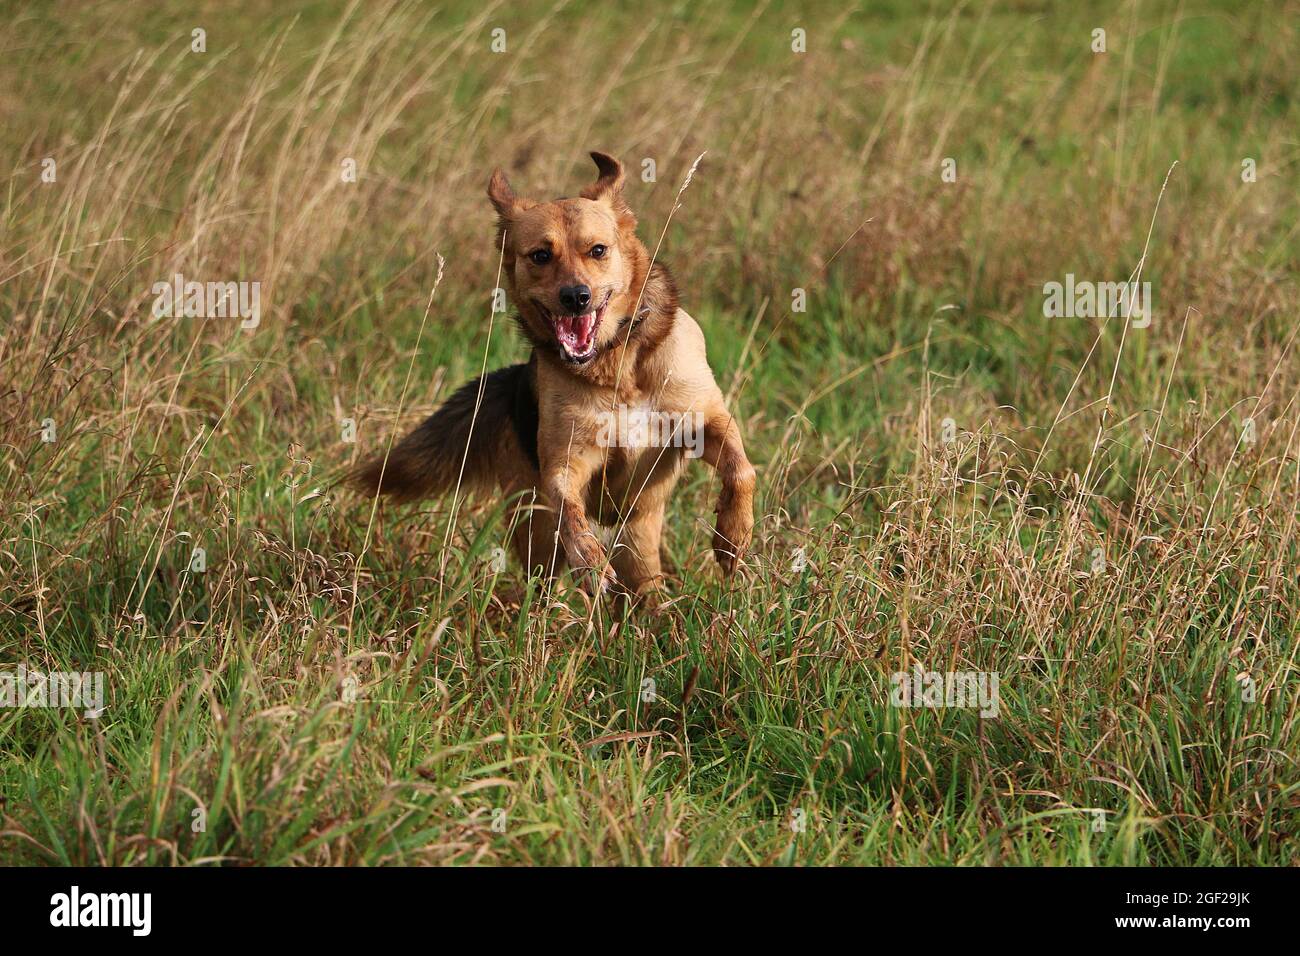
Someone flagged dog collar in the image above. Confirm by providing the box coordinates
[617,306,652,331]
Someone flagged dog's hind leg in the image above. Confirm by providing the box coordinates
[506,485,565,579]
[609,499,667,599]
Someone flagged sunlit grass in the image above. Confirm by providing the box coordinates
[1,0,1296,865]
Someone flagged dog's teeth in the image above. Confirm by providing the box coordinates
[555,307,600,361]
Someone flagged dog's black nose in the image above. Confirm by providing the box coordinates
[558,285,591,313]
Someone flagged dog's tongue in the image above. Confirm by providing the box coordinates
[556,311,597,355]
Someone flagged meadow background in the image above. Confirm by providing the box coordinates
[1,0,1297,864]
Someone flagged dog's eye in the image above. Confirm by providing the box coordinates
[589,244,606,259]
[529,249,551,265]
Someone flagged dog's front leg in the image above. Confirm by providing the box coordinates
[541,442,614,594]
[702,406,756,575]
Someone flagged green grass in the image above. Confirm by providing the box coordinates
[1,0,1297,864]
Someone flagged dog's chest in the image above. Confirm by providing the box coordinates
[587,398,693,519]
[596,398,705,466]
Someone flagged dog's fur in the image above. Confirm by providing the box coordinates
[353,152,755,598]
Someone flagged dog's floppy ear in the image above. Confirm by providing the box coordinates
[487,168,534,221]
[580,151,635,228]
[487,168,536,250]
[580,151,624,201]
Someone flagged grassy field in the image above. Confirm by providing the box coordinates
[1,0,1297,865]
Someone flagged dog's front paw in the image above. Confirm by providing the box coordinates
[712,503,753,576]
[583,563,617,598]
[566,536,614,597]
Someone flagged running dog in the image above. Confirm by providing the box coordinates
[353,152,755,599]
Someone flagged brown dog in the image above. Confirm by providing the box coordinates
[353,152,755,599]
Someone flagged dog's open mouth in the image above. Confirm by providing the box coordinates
[552,296,608,364]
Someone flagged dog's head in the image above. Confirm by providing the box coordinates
[488,152,648,367]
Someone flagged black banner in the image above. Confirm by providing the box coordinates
[0,866,1273,942]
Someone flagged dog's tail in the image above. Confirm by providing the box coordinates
[350,363,537,503]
